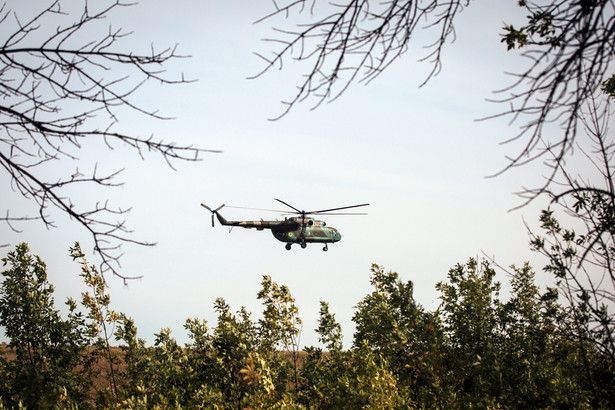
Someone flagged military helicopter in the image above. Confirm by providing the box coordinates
[201,198,368,251]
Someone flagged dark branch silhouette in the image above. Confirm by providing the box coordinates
[253,0,469,120]
[256,1,615,204]
[528,94,615,364]
[488,0,615,204]
[0,0,220,281]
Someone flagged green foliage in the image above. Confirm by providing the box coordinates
[601,73,615,99]
[298,345,409,408]
[353,264,423,354]
[297,304,354,408]
[437,258,500,373]
[501,25,528,50]
[114,275,304,408]
[316,301,343,352]
[501,2,564,50]
[436,257,611,408]
[70,242,122,404]
[0,243,613,408]
[0,243,92,408]
[497,263,559,406]
[113,315,150,399]
[209,297,256,405]
[353,264,445,406]
[256,275,303,400]
[257,275,302,352]
[530,205,615,406]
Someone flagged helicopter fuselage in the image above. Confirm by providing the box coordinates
[270,217,341,244]
[201,201,366,251]
[201,205,344,250]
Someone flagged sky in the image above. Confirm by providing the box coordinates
[1,1,554,348]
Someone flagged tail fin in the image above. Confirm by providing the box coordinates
[201,203,226,227]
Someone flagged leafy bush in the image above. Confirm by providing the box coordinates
[0,243,92,408]
[0,244,613,408]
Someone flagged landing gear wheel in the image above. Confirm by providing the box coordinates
[323,245,328,252]
[285,243,292,250]
[300,242,307,249]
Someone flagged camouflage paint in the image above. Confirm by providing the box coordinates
[201,204,342,249]
[270,217,342,244]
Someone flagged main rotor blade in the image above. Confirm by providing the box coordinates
[311,212,368,215]
[274,198,302,213]
[225,205,287,213]
[309,203,370,214]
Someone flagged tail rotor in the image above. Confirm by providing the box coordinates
[201,203,225,227]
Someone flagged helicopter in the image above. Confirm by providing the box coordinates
[201,198,369,251]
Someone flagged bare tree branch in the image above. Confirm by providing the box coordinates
[528,93,615,363]
[482,1,615,203]
[253,0,469,120]
[0,0,221,282]
[256,1,615,208]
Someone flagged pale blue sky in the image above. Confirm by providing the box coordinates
[1,1,551,347]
